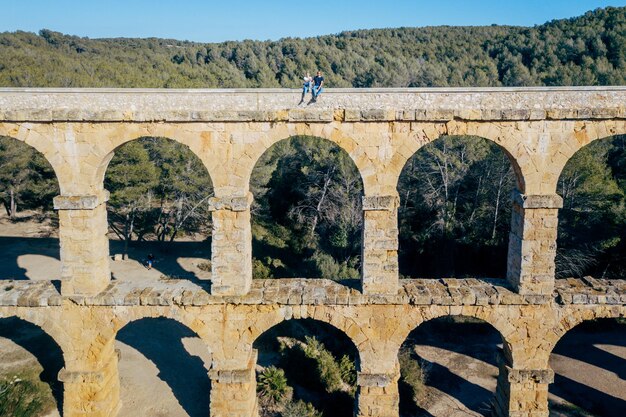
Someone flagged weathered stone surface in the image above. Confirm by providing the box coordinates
[0,88,625,417]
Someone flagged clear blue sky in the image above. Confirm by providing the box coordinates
[1,0,622,43]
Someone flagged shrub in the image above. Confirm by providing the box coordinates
[257,366,291,405]
[0,371,56,417]
[282,400,322,417]
[399,349,427,404]
[302,336,354,394]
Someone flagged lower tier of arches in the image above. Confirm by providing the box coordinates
[0,292,623,417]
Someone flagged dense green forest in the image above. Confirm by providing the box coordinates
[0,6,624,280]
[0,7,624,88]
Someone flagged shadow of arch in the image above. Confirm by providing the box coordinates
[0,316,65,415]
[399,315,504,417]
[253,318,360,417]
[548,318,626,417]
[101,137,214,282]
[555,134,626,279]
[116,317,212,417]
[249,136,364,280]
[397,135,517,279]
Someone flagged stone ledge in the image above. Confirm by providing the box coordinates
[0,277,622,307]
[209,193,253,212]
[1,88,625,122]
[357,372,394,387]
[512,192,564,209]
[362,195,399,211]
[505,366,555,384]
[54,190,110,210]
[58,368,105,384]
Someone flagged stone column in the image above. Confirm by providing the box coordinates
[494,358,554,417]
[54,191,111,296]
[356,371,400,417]
[362,195,399,295]
[59,335,121,417]
[209,350,258,417]
[506,192,563,297]
[209,193,253,296]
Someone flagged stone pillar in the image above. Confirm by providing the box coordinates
[54,191,111,296]
[506,192,563,296]
[209,350,258,417]
[356,371,400,417]
[362,195,399,295]
[494,359,554,417]
[59,336,121,417]
[209,193,253,296]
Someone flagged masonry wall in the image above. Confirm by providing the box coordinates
[0,88,624,417]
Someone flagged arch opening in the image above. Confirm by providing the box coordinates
[0,136,61,281]
[556,134,626,279]
[104,137,214,283]
[549,318,626,417]
[250,136,364,281]
[399,316,504,417]
[116,317,212,417]
[397,135,517,279]
[253,318,359,417]
[0,316,65,416]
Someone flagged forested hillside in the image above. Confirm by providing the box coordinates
[0,7,624,281]
[0,6,624,88]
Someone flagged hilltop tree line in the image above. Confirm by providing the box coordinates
[0,7,624,279]
[0,7,624,88]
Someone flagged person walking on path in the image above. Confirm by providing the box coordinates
[312,71,324,101]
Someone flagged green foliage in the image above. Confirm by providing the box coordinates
[302,336,346,393]
[398,136,516,278]
[281,400,322,417]
[556,135,626,278]
[1,8,624,89]
[0,372,56,417]
[398,349,427,404]
[0,137,59,218]
[104,137,213,251]
[257,366,291,405]
[251,136,362,279]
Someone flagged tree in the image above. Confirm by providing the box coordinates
[0,137,58,219]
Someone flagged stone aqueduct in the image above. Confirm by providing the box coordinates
[0,87,624,417]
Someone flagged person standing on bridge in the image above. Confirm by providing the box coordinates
[312,70,324,101]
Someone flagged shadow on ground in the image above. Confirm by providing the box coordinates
[550,320,626,417]
[117,317,211,417]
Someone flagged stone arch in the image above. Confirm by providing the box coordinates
[252,313,361,417]
[547,310,626,416]
[397,307,515,359]
[114,313,213,417]
[248,133,365,279]
[547,306,626,354]
[396,133,519,278]
[241,124,371,195]
[0,124,69,194]
[246,306,367,356]
[92,124,218,193]
[398,310,509,417]
[0,311,67,416]
[390,124,528,195]
[551,120,626,188]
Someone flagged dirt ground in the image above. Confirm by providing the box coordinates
[0,214,624,417]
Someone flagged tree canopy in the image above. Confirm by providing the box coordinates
[0,7,624,88]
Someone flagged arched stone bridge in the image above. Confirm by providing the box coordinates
[0,87,624,417]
